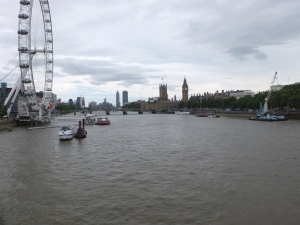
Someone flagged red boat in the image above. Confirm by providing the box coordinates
[96,117,110,125]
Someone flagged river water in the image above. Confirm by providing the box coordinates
[0,112,299,225]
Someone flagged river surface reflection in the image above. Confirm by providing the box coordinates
[0,112,300,225]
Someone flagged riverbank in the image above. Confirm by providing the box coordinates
[0,120,14,131]
[195,111,255,118]
[195,110,300,119]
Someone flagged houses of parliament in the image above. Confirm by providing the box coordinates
[140,78,188,110]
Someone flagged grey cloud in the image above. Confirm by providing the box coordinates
[167,84,180,92]
[71,80,82,84]
[225,45,267,61]
[254,53,267,60]
[179,0,300,59]
[56,58,156,86]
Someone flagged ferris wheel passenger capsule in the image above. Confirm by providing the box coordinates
[24,90,34,96]
[18,30,28,35]
[20,64,29,68]
[28,101,36,106]
[20,0,30,5]
[18,14,29,19]
[18,47,29,52]
[22,78,32,83]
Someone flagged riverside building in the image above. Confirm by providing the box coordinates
[116,91,120,108]
[230,90,255,99]
[122,91,128,106]
[140,78,188,110]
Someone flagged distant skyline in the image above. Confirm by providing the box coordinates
[0,0,299,105]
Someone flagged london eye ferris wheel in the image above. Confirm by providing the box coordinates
[5,0,54,121]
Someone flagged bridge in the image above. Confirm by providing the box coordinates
[104,108,171,115]
[52,107,177,117]
[104,108,144,115]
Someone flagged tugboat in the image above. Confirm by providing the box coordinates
[74,119,87,138]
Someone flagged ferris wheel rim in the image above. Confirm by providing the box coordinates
[18,0,53,115]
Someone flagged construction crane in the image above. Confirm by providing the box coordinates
[263,71,277,114]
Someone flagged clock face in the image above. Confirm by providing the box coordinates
[185,88,187,90]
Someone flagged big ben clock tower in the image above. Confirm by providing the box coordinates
[182,77,188,102]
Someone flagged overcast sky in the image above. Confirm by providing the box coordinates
[0,0,299,105]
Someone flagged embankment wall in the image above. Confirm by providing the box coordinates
[195,111,255,118]
[195,111,300,119]
[0,120,14,131]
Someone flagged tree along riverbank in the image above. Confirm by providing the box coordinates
[185,83,300,111]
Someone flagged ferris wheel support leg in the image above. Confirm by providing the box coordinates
[39,108,42,120]
[4,76,21,107]
[7,105,12,117]
[6,79,22,116]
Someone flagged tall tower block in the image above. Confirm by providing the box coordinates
[182,77,188,102]
[122,90,128,106]
[116,91,120,108]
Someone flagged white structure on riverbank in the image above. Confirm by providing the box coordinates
[271,84,285,91]
[230,90,255,99]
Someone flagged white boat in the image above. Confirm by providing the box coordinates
[175,111,191,115]
[181,111,191,115]
[85,113,97,125]
[59,125,76,140]
[207,113,220,118]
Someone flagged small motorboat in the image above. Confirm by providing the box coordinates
[59,125,76,140]
[175,111,191,115]
[96,117,110,125]
[207,114,220,118]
